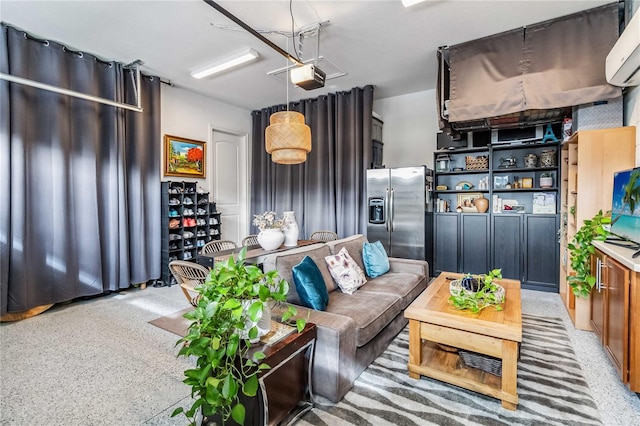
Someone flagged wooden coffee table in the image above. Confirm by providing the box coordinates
[404,272,522,410]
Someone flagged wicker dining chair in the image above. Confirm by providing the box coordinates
[310,230,338,242]
[242,235,260,246]
[201,239,237,255]
[168,260,211,307]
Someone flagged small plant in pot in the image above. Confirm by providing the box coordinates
[448,269,504,313]
[539,172,553,188]
[172,247,304,426]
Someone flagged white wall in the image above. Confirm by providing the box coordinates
[624,82,640,166]
[372,90,439,169]
[160,85,252,194]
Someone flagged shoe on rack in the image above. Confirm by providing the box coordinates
[169,255,177,261]
[169,243,179,250]
[169,219,180,229]
[183,197,193,205]
[197,208,207,215]
[169,209,179,217]
[198,198,208,205]
[169,233,182,241]
[183,231,194,238]
[169,198,181,205]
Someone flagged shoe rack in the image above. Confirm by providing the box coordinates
[160,181,222,286]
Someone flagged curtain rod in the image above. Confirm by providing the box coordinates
[0,66,143,112]
[202,0,304,67]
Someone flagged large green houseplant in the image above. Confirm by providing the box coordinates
[171,247,304,426]
[567,210,610,298]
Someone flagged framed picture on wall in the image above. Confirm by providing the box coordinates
[164,135,206,178]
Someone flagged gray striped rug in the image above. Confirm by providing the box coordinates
[299,314,601,425]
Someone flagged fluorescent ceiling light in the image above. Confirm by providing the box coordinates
[402,0,428,7]
[191,48,259,79]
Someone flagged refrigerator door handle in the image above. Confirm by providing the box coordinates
[385,188,390,232]
[390,188,395,232]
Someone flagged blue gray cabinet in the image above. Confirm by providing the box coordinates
[433,213,490,276]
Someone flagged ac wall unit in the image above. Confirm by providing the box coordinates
[606,11,640,87]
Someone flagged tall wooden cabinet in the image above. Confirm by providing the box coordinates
[590,243,640,393]
[559,126,636,330]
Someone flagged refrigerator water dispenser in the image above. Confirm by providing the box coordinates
[368,198,385,224]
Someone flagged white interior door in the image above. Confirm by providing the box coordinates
[211,129,248,246]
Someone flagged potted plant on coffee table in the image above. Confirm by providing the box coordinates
[171,247,304,426]
[448,269,504,313]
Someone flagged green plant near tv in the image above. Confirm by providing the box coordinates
[567,210,611,298]
[171,247,304,426]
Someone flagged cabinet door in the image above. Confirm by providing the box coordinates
[604,256,630,380]
[434,213,459,275]
[523,215,559,291]
[460,214,489,274]
[492,215,522,281]
[590,250,607,342]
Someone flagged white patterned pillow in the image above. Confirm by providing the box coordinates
[324,247,367,294]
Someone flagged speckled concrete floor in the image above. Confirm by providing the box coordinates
[1,286,638,425]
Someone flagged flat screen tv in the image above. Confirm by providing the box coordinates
[609,167,640,247]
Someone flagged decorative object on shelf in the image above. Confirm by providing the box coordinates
[456,206,463,213]
[475,195,489,213]
[172,246,304,426]
[164,135,206,178]
[532,192,556,214]
[562,117,573,141]
[465,155,489,170]
[539,172,553,188]
[477,176,489,190]
[436,154,451,172]
[524,153,538,168]
[522,177,533,188]
[493,175,509,189]
[457,192,482,212]
[455,181,474,190]
[540,149,557,167]
[567,210,611,298]
[541,123,560,143]
[282,211,299,247]
[436,185,448,191]
[498,156,517,168]
[448,269,505,313]
[265,111,312,164]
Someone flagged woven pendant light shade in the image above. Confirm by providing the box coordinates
[265,111,312,164]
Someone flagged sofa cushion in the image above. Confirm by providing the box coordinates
[362,240,390,278]
[262,244,336,305]
[326,234,368,273]
[292,256,329,311]
[358,272,426,307]
[326,290,403,347]
[324,247,367,295]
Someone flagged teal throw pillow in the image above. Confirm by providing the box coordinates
[362,240,390,278]
[292,256,329,311]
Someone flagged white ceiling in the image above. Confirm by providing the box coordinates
[0,0,611,111]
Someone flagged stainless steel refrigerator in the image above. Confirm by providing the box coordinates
[366,166,432,261]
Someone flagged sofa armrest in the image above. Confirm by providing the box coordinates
[273,303,358,402]
[388,257,429,278]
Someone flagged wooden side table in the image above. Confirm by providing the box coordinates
[245,322,317,426]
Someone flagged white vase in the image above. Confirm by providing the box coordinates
[257,228,284,251]
[282,211,299,247]
[239,300,271,344]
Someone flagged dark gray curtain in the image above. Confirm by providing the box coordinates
[251,86,374,239]
[447,3,621,123]
[0,24,160,315]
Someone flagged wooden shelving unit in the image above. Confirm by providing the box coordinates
[559,126,636,330]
